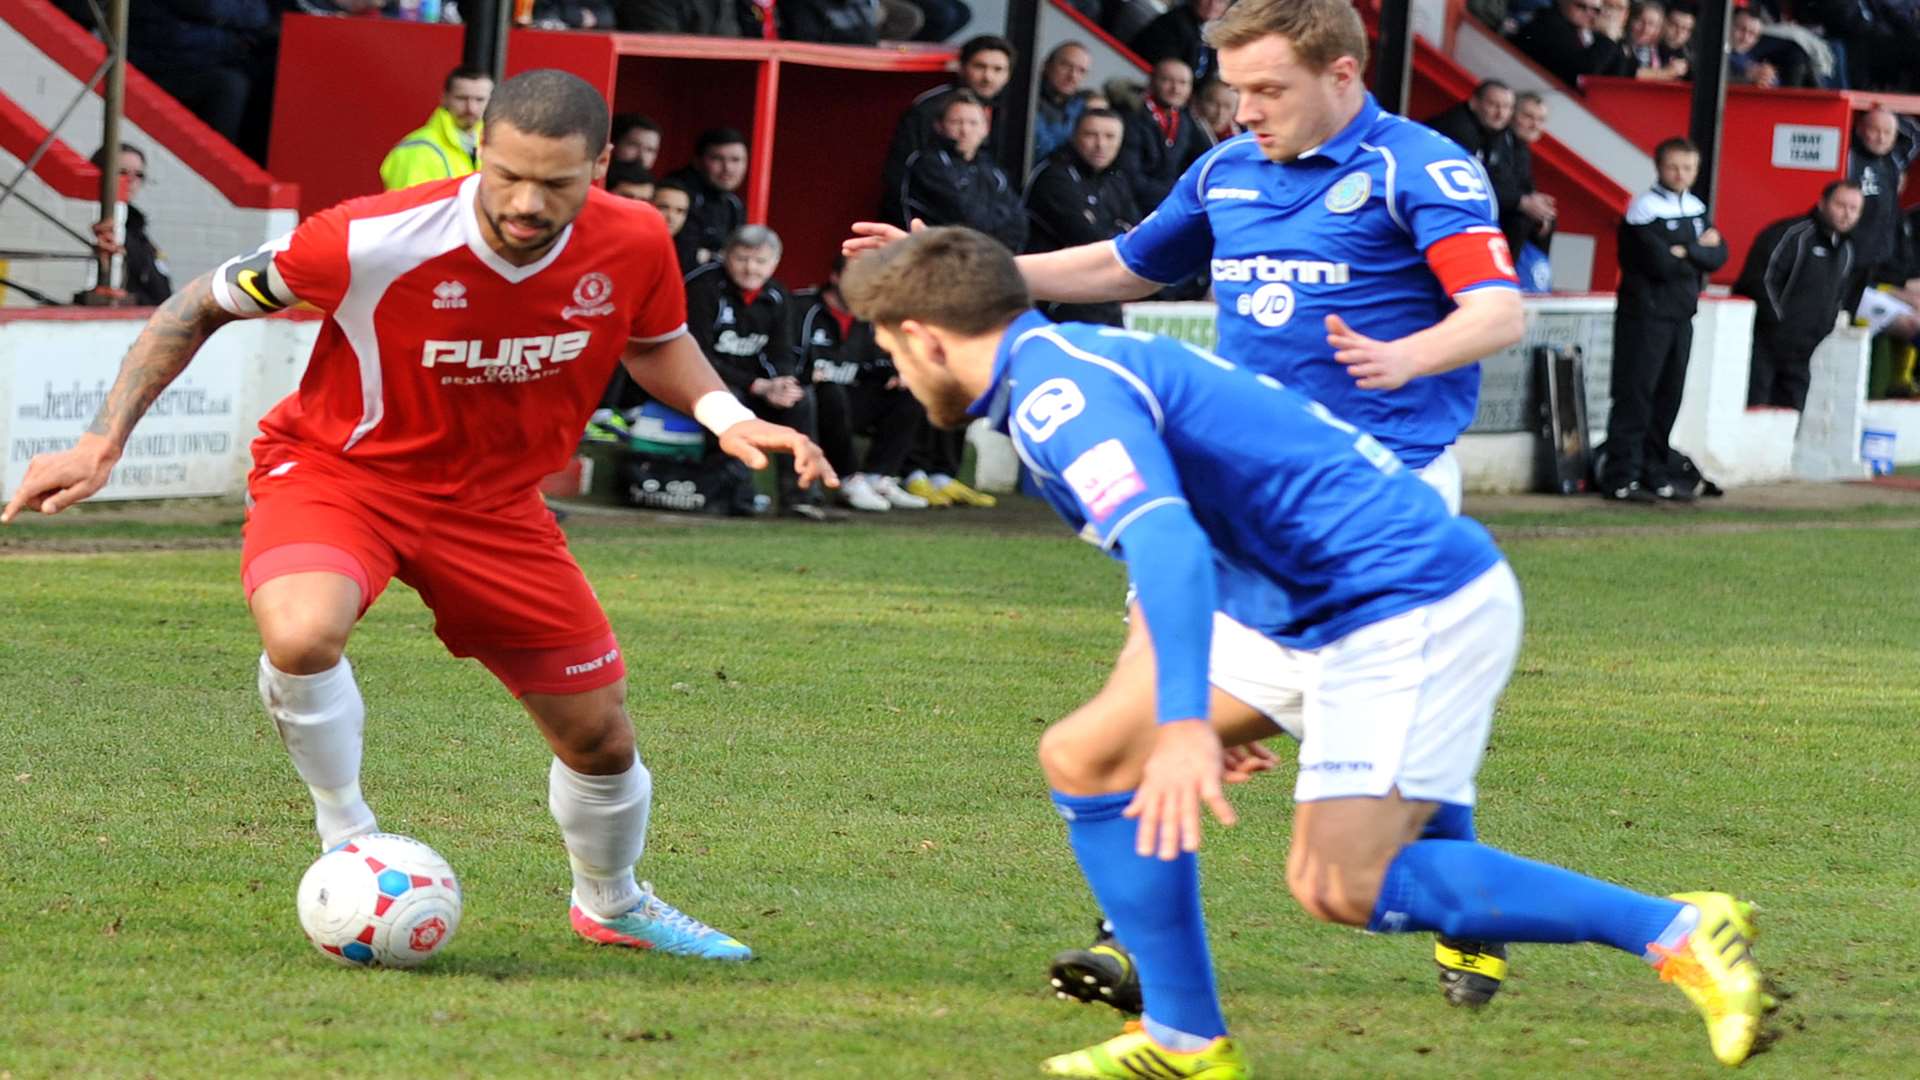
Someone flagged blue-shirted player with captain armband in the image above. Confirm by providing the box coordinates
[840,227,1768,1078]
[847,0,1530,1012]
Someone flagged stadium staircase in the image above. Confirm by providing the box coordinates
[0,0,298,307]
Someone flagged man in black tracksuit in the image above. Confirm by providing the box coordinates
[666,128,749,269]
[685,225,823,517]
[1118,58,1215,215]
[1603,138,1727,502]
[881,35,1016,224]
[1734,181,1864,410]
[1846,107,1920,292]
[793,259,926,487]
[898,90,1029,251]
[1024,107,1139,327]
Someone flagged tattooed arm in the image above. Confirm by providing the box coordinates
[2,272,242,523]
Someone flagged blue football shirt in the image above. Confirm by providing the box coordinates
[977,311,1505,722]
[1113,93,1517,469]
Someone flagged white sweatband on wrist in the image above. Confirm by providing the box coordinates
[693,390,756,435]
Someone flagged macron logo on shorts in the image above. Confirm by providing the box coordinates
[1063,439,1146,522]
[562,647,621,678]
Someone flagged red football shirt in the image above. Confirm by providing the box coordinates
[220,175,686,505]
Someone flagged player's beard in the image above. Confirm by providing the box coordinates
[482,203,561,253]
[919,378,976,431]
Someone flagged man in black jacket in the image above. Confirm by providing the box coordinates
[793,256,929,512]
[1847,107,1920,288]
[881,35,1017,223]
[1129,0,1229,85]
[666,129,749,269]
[1602,137,1727,502]
[1118,58,1215,216]
[1513,0,1631,88]
[1735,181,1863,409]
[685,225,825,518]
[898,91,1029,252]
[1025,108,1139,326]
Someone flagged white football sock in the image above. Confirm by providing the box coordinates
[905,469,930,486]
[258,654,376,849]
[931,472,956,488]
[549,755,650,920]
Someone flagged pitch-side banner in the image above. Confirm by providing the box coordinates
[1121,297,1616,436]
[3,320,242,501]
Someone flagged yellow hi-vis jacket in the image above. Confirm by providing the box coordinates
[378,108,481,191]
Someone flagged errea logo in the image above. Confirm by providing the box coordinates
[432,281,467,310]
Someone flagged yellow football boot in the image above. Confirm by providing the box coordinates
[939,478,998,507]
[904,475,954,507]
[1653,892,1765,1066]
[1041,1025,1249,1079]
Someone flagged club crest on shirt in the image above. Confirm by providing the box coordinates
[1325,171,1371,213]
[562,271,616,319]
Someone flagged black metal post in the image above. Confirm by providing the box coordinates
[1001,0,1041,184]
[1688,0,1732,208]
[463,0,511,83]
[1374,0,1415,116]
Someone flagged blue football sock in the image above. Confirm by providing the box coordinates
[1368,839,1688,958]
[1419,802,1476,842]
[1053,790,1227,1040]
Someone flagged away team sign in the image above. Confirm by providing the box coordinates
[3,319,245,501]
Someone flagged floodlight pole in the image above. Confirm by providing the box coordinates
[1001,0,1041,184]
[463,0,512,84]
[94,0,128,298]
[1689,0,1732,210]
[1374,0,1415,116]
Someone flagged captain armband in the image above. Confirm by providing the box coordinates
[1426,229,1520,296]
[211,249,299,317]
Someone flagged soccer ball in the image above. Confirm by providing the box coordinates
[297,832,462,968]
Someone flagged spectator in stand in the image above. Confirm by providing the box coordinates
[378,67,492,191]
[1025,108,1140,327]
[1623,1,1689,78]
[882,36,1017,223]
[1728,8,1813,88]
[1847,107,1920,289]
[1426,82,1552,287]
[899,91,1029,251]
[82,144,172,307]
[528,0,617,26]
[1658,3,1696,75]
[1602,137,1727,503]
[669,129,750,268]
[685,226,828,519]
[906,0,972,42]
[612,114,662,172]
[1130,0,1230,85]
[127,0,290,164]
[1119,58,1214,214]
[1195,79,1242,142]
[794,257,931,512]
[1033,42,1097,164]
[650,179,700,273]
[779,0,880,44]
[1735,181,1864,409]
[1424,79,1516,164]
[1512,0,1632,88]
[607,162,656,202]
[614,0,753,35]
[1507,93,1558,288]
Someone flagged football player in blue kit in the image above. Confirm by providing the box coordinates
[840,227,1767,1078]
[848,0,1531,1011]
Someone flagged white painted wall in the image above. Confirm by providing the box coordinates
[0,146,102,306]
[0,16,297,304]
[0,315,316,502]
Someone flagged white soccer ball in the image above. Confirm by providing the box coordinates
[297,832,462,968]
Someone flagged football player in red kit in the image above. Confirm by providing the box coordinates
[3,70,830,960]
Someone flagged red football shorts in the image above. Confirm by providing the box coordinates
[240,454,624,698]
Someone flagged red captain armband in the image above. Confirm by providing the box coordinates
[1426,229,1520,296]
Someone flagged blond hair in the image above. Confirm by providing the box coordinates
[1205,0,1370,72]
[840,228,1031,336]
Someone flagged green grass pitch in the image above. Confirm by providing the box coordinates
[2,499,1917,1077]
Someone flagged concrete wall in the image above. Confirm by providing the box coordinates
[1,313,315,502]
[0,17,297,307]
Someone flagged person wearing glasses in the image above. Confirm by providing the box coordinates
[1512,0,1632,88]
[82,143,173,307]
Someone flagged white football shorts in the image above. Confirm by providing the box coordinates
[1208,561,1522,806]
[1417,446,1463,517]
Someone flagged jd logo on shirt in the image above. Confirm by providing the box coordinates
[1426,159,1490,203]
[1238,282,1296,327]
